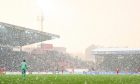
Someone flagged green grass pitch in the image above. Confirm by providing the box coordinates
[0,74,140,84]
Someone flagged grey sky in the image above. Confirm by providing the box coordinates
[0,0,140,53]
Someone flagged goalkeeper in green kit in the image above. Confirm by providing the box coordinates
[21,60,28,79]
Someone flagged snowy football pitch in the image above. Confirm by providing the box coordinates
[0,74,140,84]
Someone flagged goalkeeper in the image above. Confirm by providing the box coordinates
[21,60,28,79]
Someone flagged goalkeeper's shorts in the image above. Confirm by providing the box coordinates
[22,69,26,74]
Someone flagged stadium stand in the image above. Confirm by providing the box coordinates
[91,48,140,73]
[0,22,59,73]
[0,22,90,74]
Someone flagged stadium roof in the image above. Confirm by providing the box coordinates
[92,48,140,55]
[92,48,140,52]
[0,22,60,47]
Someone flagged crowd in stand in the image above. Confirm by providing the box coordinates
[1,46,140,74]
[0,47,90,73]
[0,47,27,72]
[27,50,89,72]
